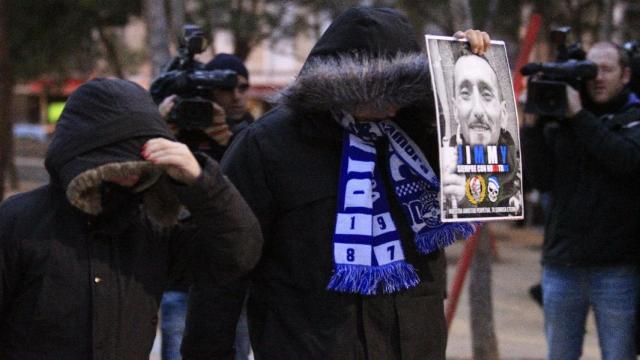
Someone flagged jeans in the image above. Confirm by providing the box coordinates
[161,291,188,360]
[161,291,254,360]
[542,265,639,360]
[235,303,254,360]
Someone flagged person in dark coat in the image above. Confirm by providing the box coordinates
[0,78,262,359]
[522,42,640,359]
[156,53,256,360]
[182,7,489,360]
[157,53,254,163]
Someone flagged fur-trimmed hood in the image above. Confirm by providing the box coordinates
[279,52,431,114]
[45,78,180,226]
[65,161,182,227]
[278,7,431,115]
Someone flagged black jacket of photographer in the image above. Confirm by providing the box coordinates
[191,111,255,163]
[0,79,262,360]
[183,7,448,360]
[522,88,640,266]
[166,111,254,295]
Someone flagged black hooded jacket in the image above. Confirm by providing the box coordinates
[522,90,640,266]
[183,7,448,360]
[0,78,262,359]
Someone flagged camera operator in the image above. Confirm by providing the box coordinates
[206,54,254,134]
[0,78,262,359]
[522,41,640,359]
[158,53,254,162]
[155,52,255,360]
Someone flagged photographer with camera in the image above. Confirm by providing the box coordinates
[522,41,640,359]
[151,27,256,360]
[157,53,254,162]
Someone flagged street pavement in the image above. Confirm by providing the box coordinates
[445,223,600,360]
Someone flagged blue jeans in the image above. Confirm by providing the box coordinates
[542,265,639,360]
[161,291,188,360]
[161,291,254,360]
[235,300,253,360]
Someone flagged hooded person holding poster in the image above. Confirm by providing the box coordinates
[183,6,490,360]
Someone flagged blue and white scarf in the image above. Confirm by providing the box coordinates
[328,112,475,295]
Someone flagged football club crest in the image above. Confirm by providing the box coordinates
[465,175,486,205]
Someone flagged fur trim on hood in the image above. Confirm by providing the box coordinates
[278,52,431,114]
[66,161,182,227]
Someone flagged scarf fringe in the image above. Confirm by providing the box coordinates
[415,223,477,254]
[327,262,420,295]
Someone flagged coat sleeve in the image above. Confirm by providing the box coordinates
[181,125,274,360]
[169,153,263,287]
[570,108,640,177]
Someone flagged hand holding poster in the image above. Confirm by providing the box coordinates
[425,35,524,222]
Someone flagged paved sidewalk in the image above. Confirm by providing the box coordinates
[445,223,600,359]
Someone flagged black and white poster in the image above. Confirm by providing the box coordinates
[425,35,524,222]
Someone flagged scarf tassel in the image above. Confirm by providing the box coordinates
[415,223,477,254]
[327,262,421,295]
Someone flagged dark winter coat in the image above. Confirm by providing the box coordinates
[183,7,449,360]
[168,111,255,292]
[176,112,256,166]
[522,91,640,266]
[0,78,262,360]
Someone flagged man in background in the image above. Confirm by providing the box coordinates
[523,41,640,359]
[157,53,255,360]
[158,53,254,162]
[206,53,254,135]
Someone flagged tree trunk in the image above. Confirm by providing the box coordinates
[96,25,125,78]
[449,0,473,31]
[145,0,171,78]
[448,0,501,356]
[0,0,14,201]
[599,0,614,40]
[483,0,499,32]
[170,0,185,45]
[7,136,17,190]
[469,225,500,360]
[234,37,251,61]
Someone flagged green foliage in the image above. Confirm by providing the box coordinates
[8,0,141,80]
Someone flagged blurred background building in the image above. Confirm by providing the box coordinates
[6,0,640,128]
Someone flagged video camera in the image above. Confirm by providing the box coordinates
[150,25,238,129]
[623,40,640,96]
[521,27,598,117]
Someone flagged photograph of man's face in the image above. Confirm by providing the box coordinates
[453,54,507,146]
[426,36,524,222]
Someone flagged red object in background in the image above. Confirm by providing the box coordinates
[27,78,85,96]
[513,13,542,100]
